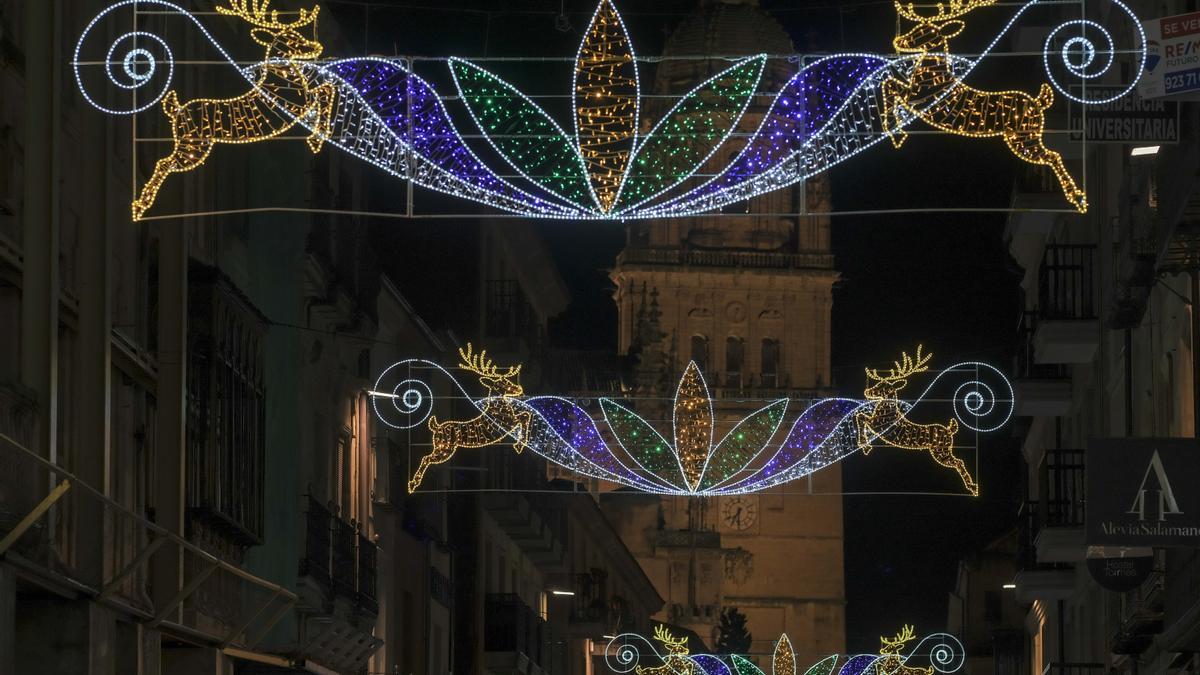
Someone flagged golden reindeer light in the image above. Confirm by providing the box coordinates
[882,0,1087,213]
[131,0,336,220]
[877,626,935,675]
[409,345,533,493]
[856,346,976,496]
[636,626,695,675]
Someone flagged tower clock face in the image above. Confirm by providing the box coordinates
[721,496,758,531]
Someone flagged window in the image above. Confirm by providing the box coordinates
[725,337,744,388]
[761,338,781,388]
[186,268,266,545]
[690,335,709,371]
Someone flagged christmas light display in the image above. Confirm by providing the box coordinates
[370,344,1013,495]
[75,0,1146,220]
[856,346,983,496]
[882,0,1087,212]
[604,627,964,675]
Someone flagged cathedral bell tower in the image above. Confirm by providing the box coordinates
[604,0,845,665]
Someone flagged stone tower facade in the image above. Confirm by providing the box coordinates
[602,0,845,666]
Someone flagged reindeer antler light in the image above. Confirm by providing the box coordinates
[894,0,996,22]
[881,624,918,652]
[458,343,522,380]
[868,345,933,382]
[217,0,320,28]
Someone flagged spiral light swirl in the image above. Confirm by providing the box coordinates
[369,359,470,430]
[1042,0,1146,104]
[907,633,966,674]
[604,634,663,674]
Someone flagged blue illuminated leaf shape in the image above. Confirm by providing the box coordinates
[838,655,881,675]
[522,397,668,492]
[716,398,863,494]
[449,58,596,212]
[328,58,579,216]
[693,655,734,675]
[601,398,686,491]
[614,55,767,212]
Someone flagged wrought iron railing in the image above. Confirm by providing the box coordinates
[332,517,358,600]
[357,533,378,615]
[300,496,333,589]
[1039,245,1097,320]
[1038,448,1086,528]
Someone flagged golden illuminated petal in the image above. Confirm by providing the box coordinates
[573,0,639,213]
[673,361,713,491]
[773,635,797,675]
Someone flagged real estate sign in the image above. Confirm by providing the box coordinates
[1139,11,1200,99]
[1087,438,1200,547]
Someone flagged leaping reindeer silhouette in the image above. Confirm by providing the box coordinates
[882,0,1087,213]
[131,0,336,220]
[636,626,695,675]
[855,346,976,496]
[878,626,935,675]
[409,345,533,493]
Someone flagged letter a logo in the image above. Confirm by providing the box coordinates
[1127,450,1184,521]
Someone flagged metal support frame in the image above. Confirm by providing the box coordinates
[0,480,71,555]
[98,535,167,601]
[148,555,220,627]
[0,431,299,649]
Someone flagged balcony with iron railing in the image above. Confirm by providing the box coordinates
[1033,245,1099,364]
[298,495,378,618]
[484,593,547,674]
[1033,448,1086,563]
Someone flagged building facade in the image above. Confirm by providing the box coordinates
[955,0,1200,672]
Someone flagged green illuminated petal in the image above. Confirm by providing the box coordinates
[732,654,766,675]
[601,398,685,490]
[699,398,788,491]
[450,58,594,210]
[804,655,840,675]
[615,55,767,212]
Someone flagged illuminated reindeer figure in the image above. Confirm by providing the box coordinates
[877,626,935,675]
[881,0,1087,213]
[131,0,336,220]
[409,345,533,493]
[856,346,976,496]
[636,626,695,675]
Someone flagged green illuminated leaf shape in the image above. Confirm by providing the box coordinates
[600,398,685,490]
[615,55,767,212]
[450,58,595,211]
[698,398,788,492]
[804,654,840,675]
[732,655,767,675]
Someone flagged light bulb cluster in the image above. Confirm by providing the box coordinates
[371,345,1013,495]
[574,0,640,213]
[74,0,1145,219]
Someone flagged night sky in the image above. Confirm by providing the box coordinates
[349,0,1027,652]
